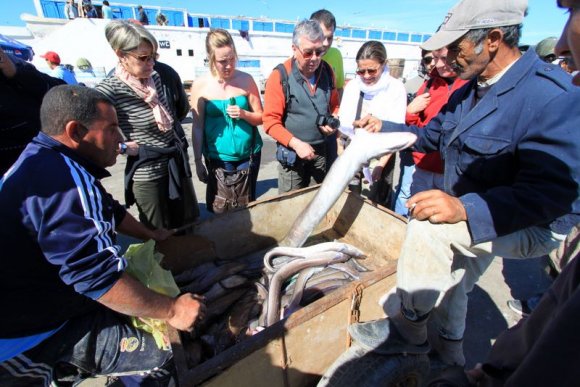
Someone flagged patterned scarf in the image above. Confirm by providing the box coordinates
[115,63,174,132]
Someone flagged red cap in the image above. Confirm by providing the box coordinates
[40,51,61,65]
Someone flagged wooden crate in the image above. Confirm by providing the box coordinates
[157,186,407,386]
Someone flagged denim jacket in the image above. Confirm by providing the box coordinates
[381,50,580,244]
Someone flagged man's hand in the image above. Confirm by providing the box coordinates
[0,47,17,79]
[150,228,174,242]
[407,92,431,115]
[353,114,383,133]
[195,159,208,183]
[289,137,316,160]
[407,189,467,224]
[167,293,206,332]
[319,124,337,136]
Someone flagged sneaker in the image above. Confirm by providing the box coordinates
[507,299,532,317]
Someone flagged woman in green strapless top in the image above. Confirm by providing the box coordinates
[190,29,264,213]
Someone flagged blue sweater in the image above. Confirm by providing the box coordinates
[0,133,127,338]
[381,50,580,244]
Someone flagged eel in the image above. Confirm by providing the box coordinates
[280,129,417,247]
[265,250,351,326]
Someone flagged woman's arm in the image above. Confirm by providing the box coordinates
[238,72,263,127]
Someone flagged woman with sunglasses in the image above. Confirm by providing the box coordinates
[190,29,263,213]
[338,40,406,208]
[398,47,468,216]
[96,20,200,232]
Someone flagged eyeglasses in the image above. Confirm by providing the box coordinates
[422,57,434,65]
[296,46,326,59]
[542,54,557,63]
[355,67,381,76]
[125,52,158,63]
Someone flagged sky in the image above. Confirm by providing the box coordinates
[0,0,568,45]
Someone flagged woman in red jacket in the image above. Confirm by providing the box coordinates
[405,47,468,194]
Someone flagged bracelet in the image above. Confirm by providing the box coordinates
[119,142,127,155]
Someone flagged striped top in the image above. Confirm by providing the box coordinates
[96,73,174,182]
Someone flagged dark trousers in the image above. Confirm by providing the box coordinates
[0,306,174,386]
[133,175,199,232]
[278,144,327,194]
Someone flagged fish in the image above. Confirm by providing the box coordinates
[264,242,366,273]
[281,130,416,247]
[265,250,351,326]
[202,275,249,303]
[180,261,247,295]
[227,289,261,339]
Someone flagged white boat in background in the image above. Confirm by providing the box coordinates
[3,0,432,88]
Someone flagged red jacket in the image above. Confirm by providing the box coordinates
[405,70,468,173]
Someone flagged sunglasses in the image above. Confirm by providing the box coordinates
[125,52,158,63]
[296,46,326,59]
[422,57,433,65]
[356,67,380,76]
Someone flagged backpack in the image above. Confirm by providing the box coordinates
[274,60,335,109]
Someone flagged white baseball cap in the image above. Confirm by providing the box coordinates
[421,0,528,51]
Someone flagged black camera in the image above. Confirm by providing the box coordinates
[316,114,340,130]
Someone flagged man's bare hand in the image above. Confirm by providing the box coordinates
[289,137,315,160]
[407,189,467,224]
[166,293,206,332]
[150,228,174,242]
[353,114,383,133]
[407,92,431,114]
[319,124,336,136]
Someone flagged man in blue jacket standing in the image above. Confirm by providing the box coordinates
[348,0,580,368]
[0,85,205,385]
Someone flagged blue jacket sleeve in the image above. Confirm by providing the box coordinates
[26,162,127,300]
[459,92,580,242]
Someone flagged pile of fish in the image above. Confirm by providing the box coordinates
[174,241,369,367]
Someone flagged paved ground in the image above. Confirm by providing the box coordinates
[85,121,554,385]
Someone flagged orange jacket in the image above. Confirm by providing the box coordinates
[263,58,339,147]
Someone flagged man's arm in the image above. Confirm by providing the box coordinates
[262,67,294,146]
[116,211,173,241]
[459,93,580,243]
[0,48,64,100]
[98,273,205,331]
[263,65,315,160]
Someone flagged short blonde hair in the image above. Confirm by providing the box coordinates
[205,29,238,76]
[105,19,158,53]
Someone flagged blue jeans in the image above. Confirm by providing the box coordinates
[393,151,415,217]
[0,306,173,386]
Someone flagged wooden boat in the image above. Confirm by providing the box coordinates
[157,185,407,386]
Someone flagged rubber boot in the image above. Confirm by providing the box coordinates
[390,311,428,346]
[429,331,466,367]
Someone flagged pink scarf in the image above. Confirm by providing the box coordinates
[115,63,174,132]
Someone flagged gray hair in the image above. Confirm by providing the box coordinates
[292,19,324,47]
[464,24,522,55]
[40,85,113,136]
[104,19,158,52]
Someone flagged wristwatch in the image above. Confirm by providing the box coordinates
[119,142,127,155]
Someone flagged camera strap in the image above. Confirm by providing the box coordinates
[302,62,333,116]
